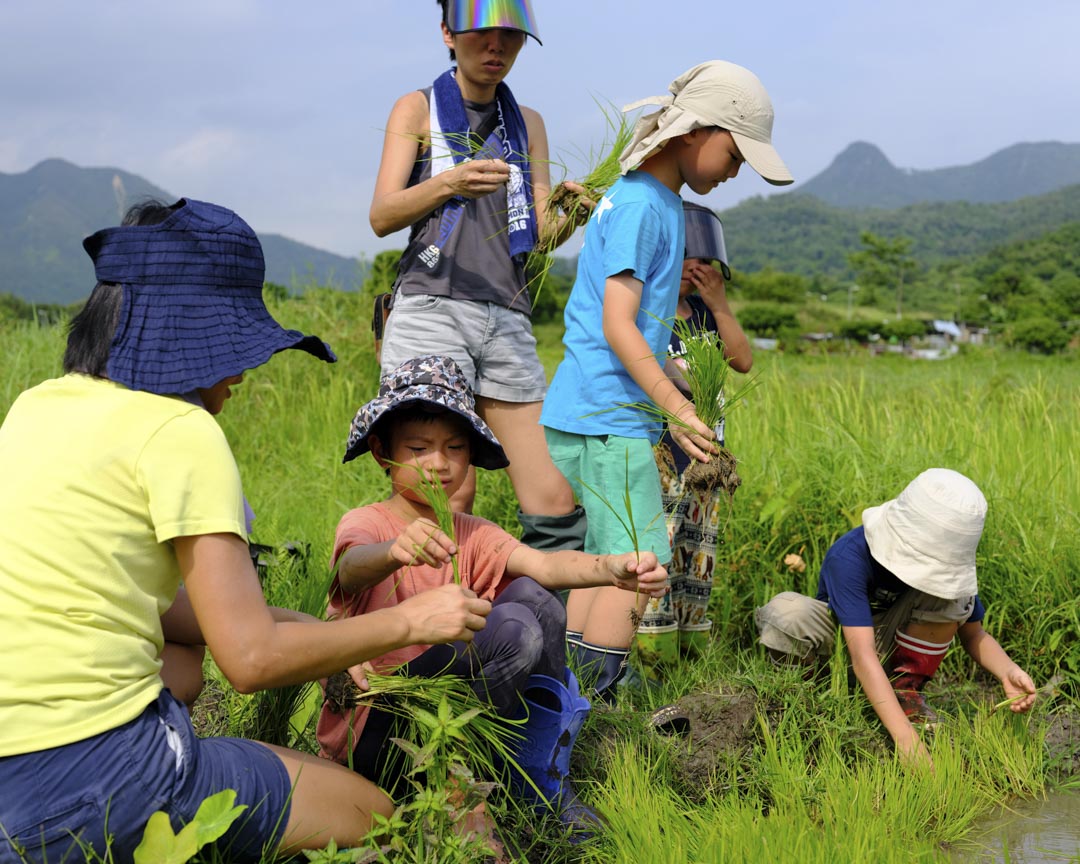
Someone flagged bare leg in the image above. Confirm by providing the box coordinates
[566,587,599,635]
[475,398,575,516]
[261,743,394,854]
[160,642,205,708]
[579,585,649,650]
[900,620,959,646]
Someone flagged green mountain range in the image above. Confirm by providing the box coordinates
[4,140,1080,304]
[721,184,1080,279]
[794,140,1080,208]
[0,159,366,304]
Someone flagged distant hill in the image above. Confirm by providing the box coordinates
[794,141,1080,209]
[720,182,1080,279]
[0,159,366,304]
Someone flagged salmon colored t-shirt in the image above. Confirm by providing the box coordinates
[317,501,521,762]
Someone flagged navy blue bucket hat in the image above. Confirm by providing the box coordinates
[683,201,730,280]
[344,355,508,470]
[82,198,336,395]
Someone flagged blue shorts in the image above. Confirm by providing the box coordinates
[544,429,671,563]
[0,690,291,864]
[381,294,548,403]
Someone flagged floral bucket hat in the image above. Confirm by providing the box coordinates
[343,355,509,470]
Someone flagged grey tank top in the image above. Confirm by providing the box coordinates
[393,89,531,316]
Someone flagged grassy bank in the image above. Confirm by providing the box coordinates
[2,291,1077,863]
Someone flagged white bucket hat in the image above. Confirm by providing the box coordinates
[862,469,987,600]
[619,60,793,185]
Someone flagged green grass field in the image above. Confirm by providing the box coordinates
[2,291,1077,863]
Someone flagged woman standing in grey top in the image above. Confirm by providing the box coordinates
[371,0,590,551]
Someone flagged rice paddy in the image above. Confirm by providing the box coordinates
[2,291,1077,863]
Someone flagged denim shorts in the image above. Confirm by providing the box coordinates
[381,293,548,402]
[544,428,671,562]
[0,690,291,864]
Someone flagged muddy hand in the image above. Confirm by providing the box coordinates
[399,582,490,645]
[610,551,669,598]
[560,180,595,227]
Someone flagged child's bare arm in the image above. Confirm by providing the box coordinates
[688,262,752,373]
[958,622,1037,712]
[843,624,932,769]
[337,518,457,595]
[602,272,717,461]
[505,545,669,596]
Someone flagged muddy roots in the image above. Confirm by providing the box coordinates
[684,446,741,497]
[549,181,595,224]
[324,669,363,713]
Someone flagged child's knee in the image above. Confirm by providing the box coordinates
[755,592,833,659]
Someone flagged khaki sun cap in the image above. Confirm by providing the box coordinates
[619,60,793,185]
[862,468,987,600]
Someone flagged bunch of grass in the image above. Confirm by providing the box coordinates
[525,102,634,306]
[544,100,633,226]
[401,461,460,584]
[666,317,759,495]
[624,316,758,498]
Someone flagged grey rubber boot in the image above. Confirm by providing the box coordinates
[517,505,587,553]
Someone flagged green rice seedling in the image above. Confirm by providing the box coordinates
[544,99,633,225]
[656,315,759,496]
[329,675,525,864]
[525,101,634,306]
[402,461,460,585]
[578,448,643,566]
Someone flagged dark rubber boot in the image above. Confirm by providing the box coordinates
[886,631,949,724]
[509,670,603,842]
[566,641,628,706]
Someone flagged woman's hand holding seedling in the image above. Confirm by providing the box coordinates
[397,582,491,645]
[392,517,458,569]
[445,157,510,199]
[606,551,669,598]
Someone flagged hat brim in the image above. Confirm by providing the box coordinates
[343,397,509,471]
[107,285,335,395]
[731,132,793,186]
[447,0,542,43]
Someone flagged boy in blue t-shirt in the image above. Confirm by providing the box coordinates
[756,469,1037,769]
[540,60,793,700]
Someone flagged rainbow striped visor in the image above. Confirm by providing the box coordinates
[446,0,542,44]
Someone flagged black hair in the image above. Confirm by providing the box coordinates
[437,0,456,61]
[63,198,177,377]
[369,403,472,449]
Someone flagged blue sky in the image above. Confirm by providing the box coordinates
[3,1,1079,259]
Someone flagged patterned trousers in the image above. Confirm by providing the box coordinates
[639,442,723,634]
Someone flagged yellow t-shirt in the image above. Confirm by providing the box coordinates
[0,375,246,756]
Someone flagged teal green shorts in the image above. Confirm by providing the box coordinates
[544,428,671,563]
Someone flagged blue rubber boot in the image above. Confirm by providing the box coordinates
[509,669,602,842]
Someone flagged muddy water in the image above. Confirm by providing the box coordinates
[956,794,1080,862]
